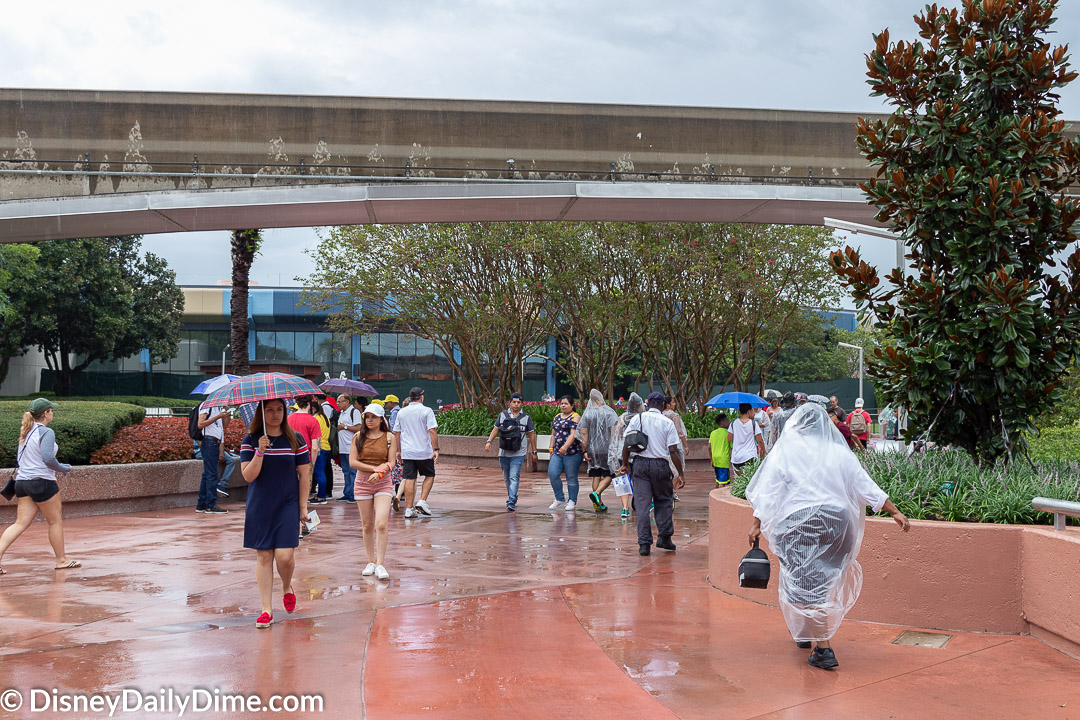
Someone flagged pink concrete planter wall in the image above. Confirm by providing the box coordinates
[709,488,1080,658]
[0,460,245,522]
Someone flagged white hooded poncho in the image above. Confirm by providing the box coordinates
[744,403,888,642]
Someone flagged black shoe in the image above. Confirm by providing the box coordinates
[195,505,208,513]
[506,504,515,512]
[216,488,229,497]
[808,647,838,669]
[311,497,328,505]
[795,640,812,649]
[203,505,229,515]
[639,544,651,556]
[656,536,676,551]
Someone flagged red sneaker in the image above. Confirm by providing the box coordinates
[255,612,273,628]
[283,593,297,613]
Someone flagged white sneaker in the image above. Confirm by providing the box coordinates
[415,499,432,516]
[565,501,577,511]
[361,562,376,576]
[404,508,416,518]
[548,500,565,509]
[374,565,390,581]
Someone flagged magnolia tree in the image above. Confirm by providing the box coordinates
[831,0,1080,464]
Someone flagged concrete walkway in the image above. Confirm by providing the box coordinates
[0,467,1076,719]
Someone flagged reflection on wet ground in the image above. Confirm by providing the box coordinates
[0,466,1076,719]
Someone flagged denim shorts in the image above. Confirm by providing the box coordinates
[15,477,60,503]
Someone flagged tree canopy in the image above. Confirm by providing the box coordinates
[832,0,1080,464]
[303,221,840,411]
[3,237,185,395]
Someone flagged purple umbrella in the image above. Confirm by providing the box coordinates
[320,378,378,397]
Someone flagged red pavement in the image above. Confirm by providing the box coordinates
[0,466,1076,719]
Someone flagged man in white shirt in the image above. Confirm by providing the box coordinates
[336,394,364,502]
[620,392,685,556]
[394,386,439,518]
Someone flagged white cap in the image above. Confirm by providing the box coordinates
[854,397,865,407]
[362,403,386,418]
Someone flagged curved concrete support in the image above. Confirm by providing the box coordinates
[709,488,1080,659]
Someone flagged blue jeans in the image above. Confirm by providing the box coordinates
[340,451,356,501]
[547,452,583,503]
[220,451,238,488]
[312,451,330,498]
[499,455,524,507]
[198,437,221,509]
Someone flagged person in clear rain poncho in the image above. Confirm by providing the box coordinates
[606,392,643,521]
[746,403,910,670]
[579,389,619,513]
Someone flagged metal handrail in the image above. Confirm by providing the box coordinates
[1032,496,1080,531]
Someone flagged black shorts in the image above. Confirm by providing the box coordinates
[402,458,436,480]
[15,477,60,503]
[732,460,754,474]
[587,465,612,478]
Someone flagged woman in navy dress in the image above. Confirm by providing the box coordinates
[240,398,311,629]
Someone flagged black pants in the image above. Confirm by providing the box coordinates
[631,457,674,546]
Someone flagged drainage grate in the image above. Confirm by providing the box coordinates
[891,630,953,648]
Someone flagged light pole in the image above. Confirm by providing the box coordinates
[838,342,864,402]
[822,217,904,274]
[222,344,230,375]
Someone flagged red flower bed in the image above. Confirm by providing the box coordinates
[90,417,249,465]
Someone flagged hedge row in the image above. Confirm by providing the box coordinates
[0,395,199,409]
[89,417,247,464]
[436,404,719,438]
[729,449,1080,526]
[0,401,146,466]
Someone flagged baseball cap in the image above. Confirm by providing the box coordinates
[363,403,386,418]
[370,398,385,406]
[384,394,400,403]
[855,397,865,408]
[409,386,425,400]
[646,391,666,405]
[29,398,59,414]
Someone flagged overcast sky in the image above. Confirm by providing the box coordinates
[3,0,1079,293]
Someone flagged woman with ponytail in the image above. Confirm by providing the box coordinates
[0,398,78,574]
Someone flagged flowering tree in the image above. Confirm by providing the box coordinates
[831,0,1080,464]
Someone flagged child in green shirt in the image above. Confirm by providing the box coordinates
[709,413,732,485]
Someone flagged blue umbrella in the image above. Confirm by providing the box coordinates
[705,391,769,409]
[190,373,241,395]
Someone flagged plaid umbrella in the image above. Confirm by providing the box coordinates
[202,372,322,409]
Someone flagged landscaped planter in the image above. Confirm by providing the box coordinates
[709,488,1080,659]
[0,460,246,522]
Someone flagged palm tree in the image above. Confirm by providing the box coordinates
[230,229,262,375]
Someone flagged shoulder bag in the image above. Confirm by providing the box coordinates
[624,412,649,454]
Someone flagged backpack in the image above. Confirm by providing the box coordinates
[848,411,868,436]
[188,405,204,441]
[497,411,527,452]
[624,413,649,454]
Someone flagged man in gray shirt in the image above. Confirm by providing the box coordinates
[484,392,537,511]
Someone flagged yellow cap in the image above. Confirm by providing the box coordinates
[384,394,400,403]
[370,398,385,406]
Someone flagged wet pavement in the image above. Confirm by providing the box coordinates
[0,466,1077,719]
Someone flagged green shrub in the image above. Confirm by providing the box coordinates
[436,403,717,438]
[1027,425,1080,463]
[730,450,1080,526]
[0,394,198,408]
[0,401,146,466]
